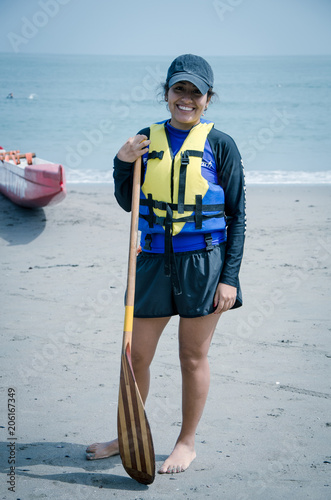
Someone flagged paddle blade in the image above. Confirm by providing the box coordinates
[117,343,155,485]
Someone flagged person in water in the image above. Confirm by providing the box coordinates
[86,54,246,474]
[6,93,13,99]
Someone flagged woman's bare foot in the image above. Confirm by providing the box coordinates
[86,439,119,460]
[158,441,196,474]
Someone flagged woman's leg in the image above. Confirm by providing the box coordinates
[86,316,170,460]
[159,313,220,473]
[130,316,171,403]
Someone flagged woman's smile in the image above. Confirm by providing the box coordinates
[177,105,194,111]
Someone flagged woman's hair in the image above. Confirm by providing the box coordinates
[160,81,217,102]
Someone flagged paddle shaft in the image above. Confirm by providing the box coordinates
[123,156,142,349]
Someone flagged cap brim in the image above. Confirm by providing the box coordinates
[168,73,210,95]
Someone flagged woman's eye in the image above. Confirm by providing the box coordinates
[172,85,201,96]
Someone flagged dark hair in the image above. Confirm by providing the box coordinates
[160,82,217,103]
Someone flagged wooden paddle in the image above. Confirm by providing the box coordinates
[117,156,155,485]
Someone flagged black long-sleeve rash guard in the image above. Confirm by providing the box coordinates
[113,125,246,290]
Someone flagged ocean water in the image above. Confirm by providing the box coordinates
[1,53,330,184]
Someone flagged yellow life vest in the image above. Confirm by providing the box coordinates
[141,121,214,236]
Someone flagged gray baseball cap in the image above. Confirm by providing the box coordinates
[166,54,214,95]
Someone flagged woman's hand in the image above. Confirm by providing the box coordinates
[213,283,237,315]
[117,134,151,163]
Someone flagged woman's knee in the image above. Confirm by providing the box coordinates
[131,346,152,372]
[179,346,207,373]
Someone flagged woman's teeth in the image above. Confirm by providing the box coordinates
[178,105,193,111]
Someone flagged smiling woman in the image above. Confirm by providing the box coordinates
[163,54,216,130]
[86,54,246,476]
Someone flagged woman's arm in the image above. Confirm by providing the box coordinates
[113,156,134,212]
[113,130,150,212]
[208,128,246,307]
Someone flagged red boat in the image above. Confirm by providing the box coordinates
[0,149,66,208]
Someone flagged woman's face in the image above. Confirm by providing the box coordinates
[166,81,211,130]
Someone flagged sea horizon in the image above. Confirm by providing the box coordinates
[1,53,330,184]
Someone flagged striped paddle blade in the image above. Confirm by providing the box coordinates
[118,341,155,484]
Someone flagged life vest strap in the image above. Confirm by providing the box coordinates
[140,197,224,213]
[172,211,225,224]
[178,150,204,214]
[184,150,204,159]
[164,205,173,278]
[204,233,214,251]
[140,210,224,227]
[147,193,154,228]
[195,195,203,230]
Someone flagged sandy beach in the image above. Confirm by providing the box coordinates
[0,183,330,500]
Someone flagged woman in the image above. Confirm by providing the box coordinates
[86,54,246,474]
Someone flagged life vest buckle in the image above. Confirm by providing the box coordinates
[154,200,165,210]
[148,150,164,160]
[143,234,152,250]
[204,233,214,251]
[181,151,190,166]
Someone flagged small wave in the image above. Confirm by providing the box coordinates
[66,168,114,184]
[245,170,331,184]
[28,93,38,99]
[65,168,331,185]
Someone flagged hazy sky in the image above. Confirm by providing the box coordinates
[1,0,331,56]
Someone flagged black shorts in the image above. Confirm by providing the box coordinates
[134,243,242,318]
